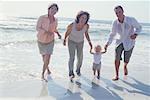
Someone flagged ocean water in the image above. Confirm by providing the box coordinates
[0,16,149,83]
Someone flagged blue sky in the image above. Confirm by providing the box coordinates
[0,0,149,23]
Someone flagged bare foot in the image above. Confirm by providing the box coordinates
[97,76,100,79]
[70,75,75,82]
[112,77,119,81]
[124,67,128,75]
[41,74,48,82]
[47,69,51,75]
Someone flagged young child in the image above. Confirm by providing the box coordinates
[90,45,106,79]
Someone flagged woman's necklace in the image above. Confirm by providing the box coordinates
[76,24,84,31]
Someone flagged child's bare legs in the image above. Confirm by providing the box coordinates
[93,68,96,76]
[42,54,51,80]
[97,69,100,79]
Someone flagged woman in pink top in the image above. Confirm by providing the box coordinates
[36,3,61,82]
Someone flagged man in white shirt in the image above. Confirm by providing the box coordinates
[105,5,142,81]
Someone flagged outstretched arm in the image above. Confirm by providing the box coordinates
[85,24,93,52]
[102,46,107,54]
[54,18,61,39]
[90,51,94,54]
[55,30,61,39]
[63,23,73,46]
[105,21,117,50]
[101,46,107,54]
[101,49,107,54]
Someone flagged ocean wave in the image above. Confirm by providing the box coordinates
[139,32,150,36]
[0,16,149,41]
[0,24,7,26]
[16,16,37,20]
[89,19,112,24]
[0,16,36,28]
[0,27,35,32]
[0,40,37,47]
[0,39,64,47]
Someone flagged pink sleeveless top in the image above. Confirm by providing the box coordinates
[36,14,57,43]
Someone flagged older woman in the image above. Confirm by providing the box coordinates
[63,11,93,80]
[36,3,61,81]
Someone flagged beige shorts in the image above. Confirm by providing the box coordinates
[37,41,54,55]
[115,43,134,63]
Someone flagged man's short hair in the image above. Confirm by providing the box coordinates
[114,5,124,12]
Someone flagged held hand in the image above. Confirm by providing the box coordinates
[104,45,107,51]
[90,48,92,54]
[104,44,108,53]
[63,39,66,46]
[89,43,93,54]
[130,34,137,40]
[89,42,93,49]
[58,35,62,39]
[104,44,108,50]
[55,32,61,39]
[104,47,107,53]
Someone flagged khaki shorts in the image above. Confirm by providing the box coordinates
[115,43,134,63]
[92,62,101,70]
[38,41,54,55]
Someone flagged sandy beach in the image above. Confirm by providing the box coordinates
[0,14,150,100]
[0,40,150,100]
[0,71,149,100]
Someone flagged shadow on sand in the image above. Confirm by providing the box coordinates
[75,76,123,100]
[121,76,150,96]
[40,76,83,100]
[40,75,150,99]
